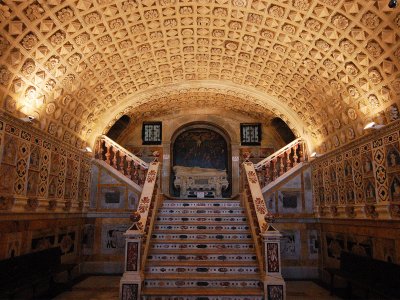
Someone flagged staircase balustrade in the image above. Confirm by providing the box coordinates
[120,159,161,300]
[95,135,148,187]
[254,138,307,189]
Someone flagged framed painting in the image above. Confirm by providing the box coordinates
[142,122,162,145]
[240,123,261,146]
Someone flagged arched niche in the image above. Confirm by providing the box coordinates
[170,122,232,198]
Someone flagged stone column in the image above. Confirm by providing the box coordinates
[120,214,144,300]
[262,224,286,300]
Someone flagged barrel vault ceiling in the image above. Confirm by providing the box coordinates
[0,0,399,152]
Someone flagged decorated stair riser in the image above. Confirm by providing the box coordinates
[151,233,252,240]
[150,243,255,250]
[162,201,242,208]
[145,266,260,274]
[144,296,264,300]
[147,254,258,262]
[154,225,250,231]
[144,279,262,289]
[158,208,245,214]
[156,216,247,222]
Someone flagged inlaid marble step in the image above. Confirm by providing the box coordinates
[156,216,247,223]
[146,253,258,262]
[144,274,262,289]
[158,208,245,214]
[146,260,258,267]
[154,224,250,231]
[150,241,255,251]
[142,288,263,299]
[149,248,256,255]
[151,233,252,240]
[145,265,260,274]
[162,200,241,208]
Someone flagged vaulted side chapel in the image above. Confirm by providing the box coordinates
[0,0,399,299]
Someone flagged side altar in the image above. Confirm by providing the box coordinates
[173,166,229,198]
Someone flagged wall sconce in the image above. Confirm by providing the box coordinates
[82,146,93,153]
[310,152,321,158]
[363,122,385,130]
[19,116,35,123]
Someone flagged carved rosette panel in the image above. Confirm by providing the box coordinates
[70,158,80,202]
[56,153,67,199]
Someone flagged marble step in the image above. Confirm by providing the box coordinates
[145,265,260,274]
[150,233,252,240]
[162,200,241,208]
[154,224,250,231]
[144,274,262,289]
[158,208,245,214]
[146,253,258,262]
[142,288,264,299]
[156,216,247,223]
[149,248,256,255]
[150,241,255,251]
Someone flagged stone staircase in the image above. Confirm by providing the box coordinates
[141,198,264,300]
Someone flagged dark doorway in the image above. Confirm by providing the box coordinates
[106,115,131,141]
[271,117,296,144]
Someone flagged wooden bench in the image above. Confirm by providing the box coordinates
[0,247,77,299]
[325,251,400,300]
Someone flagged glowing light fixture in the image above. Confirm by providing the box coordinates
[310,152,321,158]
[82,146,93,153]
[363,122,385,130]
[19,116,35,123]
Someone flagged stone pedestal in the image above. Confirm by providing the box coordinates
[262,226,286,300]
[119,229,143,300]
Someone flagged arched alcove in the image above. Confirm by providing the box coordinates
[170,122,232,198]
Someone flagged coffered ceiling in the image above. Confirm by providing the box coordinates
[0,0,399,152]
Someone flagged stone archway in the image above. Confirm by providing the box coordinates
[170,123,232,198]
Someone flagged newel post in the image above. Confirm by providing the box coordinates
[120,212,144,300]
[262,213,286,300]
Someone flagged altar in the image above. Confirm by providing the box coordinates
[173,166,229,198]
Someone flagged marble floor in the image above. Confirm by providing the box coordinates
[53,276,340,300]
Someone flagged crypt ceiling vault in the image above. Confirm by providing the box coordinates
[0,0,399,153]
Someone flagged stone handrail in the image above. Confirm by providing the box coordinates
[120,160,161,298]
[254,138,307,188]
[95,135,149,187]
[242,160,286,298]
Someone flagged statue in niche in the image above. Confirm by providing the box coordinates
[344,162,352,177]
[29,146,40,169]
[366,182,375,199]
[346,188,355,202]
[2,137,17,165]
[391,177,400,200]
[48,177,56,197]
[387,149,400,167]
[363,157,372,173]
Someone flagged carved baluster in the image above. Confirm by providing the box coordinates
[139,167,146,186]
[292,144,299,166]
[105,142,112,165]
[257,169,264,187]
[286,149,292,171]
[299,143,304,162]
[132,162,139,184]
[111,147,117,168]
[279,154,285,176]
[264,162,270,184]
[272,158,278,181]
[126,158,132,179]
[119,153,126,175]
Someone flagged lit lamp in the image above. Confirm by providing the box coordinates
[82,146,93,153]
[19,116,35,123]
[363,122,385,130]
[310,152,321,158]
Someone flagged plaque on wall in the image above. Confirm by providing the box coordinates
[240,123,261,145]
[142,122,162,145]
